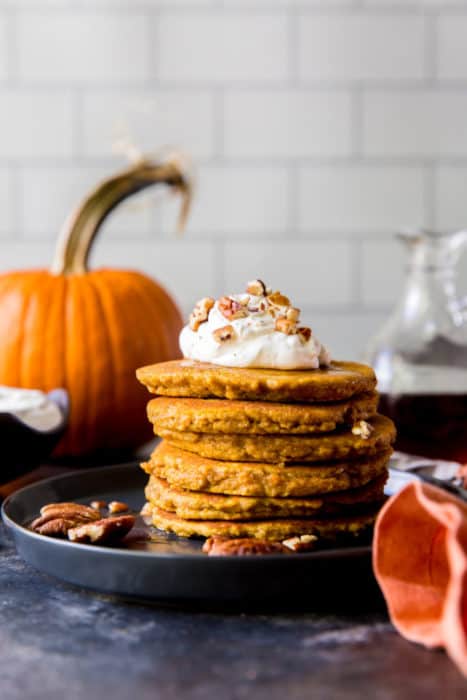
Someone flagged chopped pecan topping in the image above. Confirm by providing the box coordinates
[297,326,312,343]
[108,500,129,514]
[246,279,267,296]
[68,515,136,545]
[189,297,215,331]
[352,420,374,440]
[202,536,289,556]
[267,291,290,307]
[282,535,318,552]
[212,324,235,343]
[275,316,297,335]
[286,307,300,322]
[218,296,248,321]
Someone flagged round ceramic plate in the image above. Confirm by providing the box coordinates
[2,463,402,606]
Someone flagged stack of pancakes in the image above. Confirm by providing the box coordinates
[137,360,396,543]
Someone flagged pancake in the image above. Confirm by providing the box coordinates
[147,392,378,436]
[148,504,381,541]
[156,414,396,463]
[145,472,387,521]
[144,442,392,497]
[137,359,376,403]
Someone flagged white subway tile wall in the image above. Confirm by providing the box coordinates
[0,1,466,360]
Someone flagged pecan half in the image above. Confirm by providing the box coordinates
[68,515,136,545]
[33,518,82,538]
[212,324,235,343]
[40,503,99,519]
[218,296,248,321]
[202,537,289,556]
[246,279,267,296]
[282,534,318,552]
[189,297,215,331]
[275,316,296,335]
[31,503,100,536]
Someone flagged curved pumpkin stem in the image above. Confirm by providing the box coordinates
[51,156,192,275]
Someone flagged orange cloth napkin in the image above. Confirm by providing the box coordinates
[373,481,467,677]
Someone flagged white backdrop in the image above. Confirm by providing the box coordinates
[0,0,467,359]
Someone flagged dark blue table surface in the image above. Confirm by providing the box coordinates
[1,520,466,700]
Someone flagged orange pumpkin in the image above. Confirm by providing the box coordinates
[0,157,192,456]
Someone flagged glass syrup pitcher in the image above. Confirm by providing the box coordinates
[364,229,467,462]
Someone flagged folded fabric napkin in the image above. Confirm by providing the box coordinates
[373,481,467,677]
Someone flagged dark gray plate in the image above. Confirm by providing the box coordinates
[2,463,380,606]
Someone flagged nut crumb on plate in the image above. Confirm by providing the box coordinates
[90,500,107,511]
[108,500,130,514]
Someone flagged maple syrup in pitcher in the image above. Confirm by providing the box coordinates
[378,393,467,462]
[365,230,467,462]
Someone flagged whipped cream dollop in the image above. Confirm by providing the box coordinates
[179,280,331,370]
[0,386,63,432]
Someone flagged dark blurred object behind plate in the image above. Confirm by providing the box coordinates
[0,389,69,486]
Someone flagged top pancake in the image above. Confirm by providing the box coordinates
[137,359,376,403]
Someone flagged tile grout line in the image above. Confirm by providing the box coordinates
[351,88,364,158]
[424,161,437,231]
[5,6,18,87]
[424,10,439,86]
[287,7,300,87]
[212,88,225,163]
[8,161,22,241]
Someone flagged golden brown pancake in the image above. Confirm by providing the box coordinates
[148,504,381,541]
[144,442,392,497]
[147,392,378,436]
[156,414,396,463]
[136,359,376,403]
[145,472,387,521]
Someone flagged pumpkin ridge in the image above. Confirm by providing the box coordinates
[86,271,116,450]
[91,271,135,448]
[64,276,87,453]
[80,273,103,453]
[0,272,31,383]
[21,272,51,389]
[44,273,66,391]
